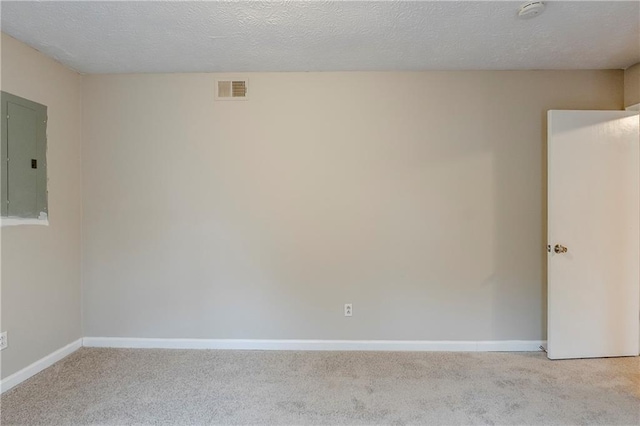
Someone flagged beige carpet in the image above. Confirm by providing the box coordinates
[1,348,639,425]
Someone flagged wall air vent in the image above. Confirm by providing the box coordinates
[215,79,248,100]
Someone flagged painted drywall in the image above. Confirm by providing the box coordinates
[624,63,640,108]
[82,71,622,341]
[0,33,82,379]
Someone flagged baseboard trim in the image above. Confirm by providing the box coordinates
[0,338,82,394]
[626,103,640,112]
[0,337,543,393]
[83,337,546,352]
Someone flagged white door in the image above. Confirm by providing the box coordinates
[548,110,640,360]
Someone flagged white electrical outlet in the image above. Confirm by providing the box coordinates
[344,303,353,317]
[0,331,7,350]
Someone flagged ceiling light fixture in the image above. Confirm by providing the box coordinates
[518,1,546,19]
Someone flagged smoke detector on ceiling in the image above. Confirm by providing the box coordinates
[518,1,546,19]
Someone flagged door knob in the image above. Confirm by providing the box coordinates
[554,244,568,254]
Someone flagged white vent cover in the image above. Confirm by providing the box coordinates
[215,79,248,100]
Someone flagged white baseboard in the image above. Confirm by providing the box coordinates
[0,338,82,394]
[0,337,543,393]
[83,337,546,352]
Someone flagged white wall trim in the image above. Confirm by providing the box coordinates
[0,338,82,394]
[1,217,49,227]
[626,103,640,112]
[0,337,544,393]
[83,337,545,352]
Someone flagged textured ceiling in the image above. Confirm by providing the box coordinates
[1,1,639,74]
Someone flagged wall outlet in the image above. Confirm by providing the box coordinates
[344,303,353,317]
[0,331,7,350]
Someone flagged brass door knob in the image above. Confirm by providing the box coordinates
[554,244,568,254]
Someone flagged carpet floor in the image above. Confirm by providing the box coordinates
[1,348,639,425]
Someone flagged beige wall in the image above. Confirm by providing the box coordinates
[625,63,640,108]
[82,70,622,341]
[0,34,82,378]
